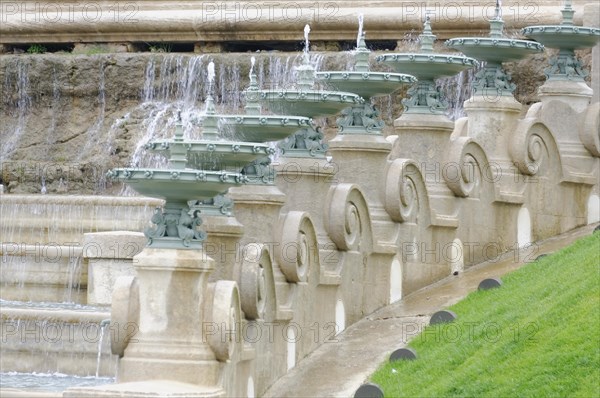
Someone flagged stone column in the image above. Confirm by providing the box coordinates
[228,184,287,246]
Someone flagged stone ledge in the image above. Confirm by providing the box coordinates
[0,1,590,44]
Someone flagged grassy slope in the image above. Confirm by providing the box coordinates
[371,233,600,397]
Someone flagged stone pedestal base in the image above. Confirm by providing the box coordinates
[538,80,593,113]
[392,113,455,162]
[328,133,391,206]
[464,95,522,159]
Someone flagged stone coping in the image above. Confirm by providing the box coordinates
[0,1,591,44]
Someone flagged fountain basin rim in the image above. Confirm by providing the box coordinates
[214,114,314,143]
[314,71,417,99]
[446,37,544,63]
[259,89,364,103]
[445,37,544,48]
[145,140,273,155]
[315,71,416,83]
[214,114,313,126]
[109,168,248,183]
[521,25,600,50]
[377,53,478,80]
[522,25,600,36]
[376,53,479,67]
[108,168,246,201]
[259,89,365,118]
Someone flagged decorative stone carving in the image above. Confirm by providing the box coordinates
[238,244,277,321]
[275,211,319,283]
[278,127,328,157]
[402,82,448,114]
[242,156,275,184]
[206,280,242,362]
[325,184,372,251]
[510,119,557,176]
[384,159,425,223]
[336,103,385,132]
[473,65,516,95]
[144,206,207,247]
[444,137,488,198]
[545,53,588,80]
[581,102,600,157]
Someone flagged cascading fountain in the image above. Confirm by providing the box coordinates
[445,0,545,99]
[377,15,479,120]
[107,63,275,249]
[204,56,314,144]
[316,15,416,135]
[259,24,365,157]
[522,0,600,99]
[1,2,599,396]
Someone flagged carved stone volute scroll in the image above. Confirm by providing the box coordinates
[204,280,242,362]
[274,211,319,283]
[581,102,600,157]
[324,184,372,252]
[237,244,277,321]
[509,119,558,176]
[444,137,489,198]
[384,159,427,224]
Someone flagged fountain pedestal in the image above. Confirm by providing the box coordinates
[538,79,593,112]
[228,184,288,246]
[275,157,335,232]
[118,248,220,385]
[463,95,523,158]
[65,248,226,398]
[392,113,455,160]
[328,133,391,206]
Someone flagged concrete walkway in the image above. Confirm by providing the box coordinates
[263,224,598,398]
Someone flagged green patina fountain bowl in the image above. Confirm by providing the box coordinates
[107,168,247,203]
[376,53,478,81]
[521,25,600,50]
[259,90,364,118]
[314,71,416,100]
[206,114,313,143]
[144,139,274,171]
[445,37,545,64]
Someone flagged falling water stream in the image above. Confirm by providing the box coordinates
[1,59,32,158]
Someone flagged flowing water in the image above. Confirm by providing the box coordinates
[124,52,326,177]
[78,60,107,160]
[1,59,32,159]
[0,372,115,392]
[438,66,479,121]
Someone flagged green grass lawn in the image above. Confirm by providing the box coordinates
[371,233,600,397]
